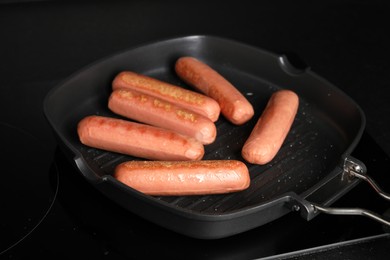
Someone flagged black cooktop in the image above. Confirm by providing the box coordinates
[1,1,390,259]
[1,115,389,259]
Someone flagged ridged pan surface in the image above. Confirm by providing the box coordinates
[44,35,365,238]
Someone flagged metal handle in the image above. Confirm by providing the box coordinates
[350,171,390,201]
[313,204,390,227]
[311,156,390,227]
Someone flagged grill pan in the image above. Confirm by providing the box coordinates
[43,35,389,239]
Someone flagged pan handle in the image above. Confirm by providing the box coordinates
[312,204,390,226]
[290,156,390,228]
[349,170,390,201]
[313,156,390,226]
[342,156,390,202]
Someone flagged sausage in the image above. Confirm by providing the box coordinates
[241,90,299,165]
[108,88,217,145]
[77,115,204,161]
[112,71,221,122]
[174,56,254,125]
[114,160,250,196]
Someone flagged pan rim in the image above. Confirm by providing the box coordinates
[43,34,366,238]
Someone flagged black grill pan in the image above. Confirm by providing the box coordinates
[44,35,371,239]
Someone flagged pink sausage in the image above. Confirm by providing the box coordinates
[77,115,204,161]
[108,88,216,145]
[114,160,250,196]
[175,56,254,125]
[112,71,221,122]
[241,90,299,165]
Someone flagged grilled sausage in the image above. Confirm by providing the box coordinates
[175,56,254,125]
[112,71,221,122]
[77,115,204,161]
[241,90,299,165]
[108,88,216,145]
[114,160,250,196]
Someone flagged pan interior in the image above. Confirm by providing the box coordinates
[45,36,361,217]
[75,67,347,215]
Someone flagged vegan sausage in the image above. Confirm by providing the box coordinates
[114,160,250,196]
[77,115,204,161]
[112,71,221,122]
[108,88,216,145]
[175,56,254,125]
[241,90,299,165]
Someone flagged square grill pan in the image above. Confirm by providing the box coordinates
[43,35,366,239]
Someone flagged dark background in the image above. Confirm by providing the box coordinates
[1,0,390,155]
[1,0,390,259]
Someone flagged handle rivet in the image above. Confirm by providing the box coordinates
[292,205,300,211]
